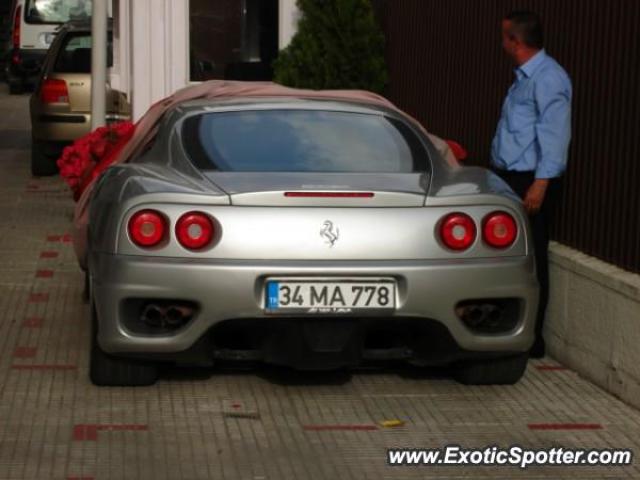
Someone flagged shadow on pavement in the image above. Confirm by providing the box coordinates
[160,361,453,386]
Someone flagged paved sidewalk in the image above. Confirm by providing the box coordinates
[0,84,639,480]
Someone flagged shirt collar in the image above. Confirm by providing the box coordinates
[516,49,547,79]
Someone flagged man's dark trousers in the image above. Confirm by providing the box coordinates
[492,169,562,354]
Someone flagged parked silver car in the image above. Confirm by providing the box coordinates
[86,96,538,386]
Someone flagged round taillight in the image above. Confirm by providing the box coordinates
[440,213,477,251]
[176,212,214,250]
[128,210,166,248]
[483,211,518,248]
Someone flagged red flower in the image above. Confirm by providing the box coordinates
[57,121,136,199]
[112,121,135,137]
[91,138,108,158]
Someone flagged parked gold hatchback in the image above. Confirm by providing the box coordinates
[29,22,130,176]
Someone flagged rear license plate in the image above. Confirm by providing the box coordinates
[265,280,396,314]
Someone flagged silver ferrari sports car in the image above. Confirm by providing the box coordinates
[85,93,538,386]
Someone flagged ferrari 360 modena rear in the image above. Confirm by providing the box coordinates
[87,101,538,387]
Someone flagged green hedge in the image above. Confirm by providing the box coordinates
[274,0,388,94]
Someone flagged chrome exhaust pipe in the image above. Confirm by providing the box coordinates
[464,305,486,327]
[141,304,165,327]
[457,300,510,332]
[165,305,194,327]
[485,305,502,324]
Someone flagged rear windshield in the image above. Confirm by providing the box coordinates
[54,33,113,73]
[25,0,92,24]
[182,110,428,173]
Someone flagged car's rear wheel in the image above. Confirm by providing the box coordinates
[90,304,159,387]
[82,271,90,304]
[31,139,59,177]
[8,80,24,95]
[453,353,528,385]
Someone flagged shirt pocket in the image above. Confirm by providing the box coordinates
[506,94,537,133]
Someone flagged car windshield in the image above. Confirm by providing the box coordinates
[54,32,113,73]
[182,110,428,173]
[25,0,92,24]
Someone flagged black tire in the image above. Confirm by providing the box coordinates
[8,80,23,95]
[82,271,90,304]
[90,305,159,387]
[31,139,59,177]
[453,353,528,385]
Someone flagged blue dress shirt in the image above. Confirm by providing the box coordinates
[491,50,572,179]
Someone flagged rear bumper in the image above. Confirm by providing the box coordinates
[32,113,91,142]
[91,253,538,366]
[32,113,129,142]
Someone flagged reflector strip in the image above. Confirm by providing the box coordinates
[12,365,77,371]
[13,347,37,359]
[28,293,49,303]
[73,424,149,441]
[303,425,379,431]
[284,192,375,198]
[23,317,44,328]
[536,365,569,371]
[528,423,602,430]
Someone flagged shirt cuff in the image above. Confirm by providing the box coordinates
[535,161,565,179]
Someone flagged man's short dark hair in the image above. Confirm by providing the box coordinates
[505,10,544,49]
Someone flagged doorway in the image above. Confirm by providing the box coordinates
[189,0,279,82]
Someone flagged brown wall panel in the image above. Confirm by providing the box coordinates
[380,0,640,273]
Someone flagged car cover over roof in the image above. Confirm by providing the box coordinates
[116,80,455,168]
[73,80,457,264]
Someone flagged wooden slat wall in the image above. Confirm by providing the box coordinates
[379,0,640,273]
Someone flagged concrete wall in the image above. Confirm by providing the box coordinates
[546,241,640,410]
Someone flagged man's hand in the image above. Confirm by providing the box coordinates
[524,179,549,214]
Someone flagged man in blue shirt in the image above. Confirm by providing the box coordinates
[491,11,572,358]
